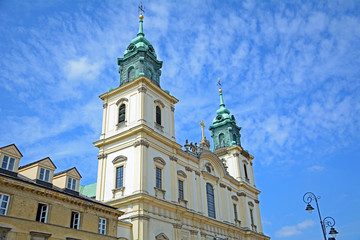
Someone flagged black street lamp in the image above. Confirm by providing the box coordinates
[303,192,339,240]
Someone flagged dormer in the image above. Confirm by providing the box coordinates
[18,157,56,185]
[53,167,82,192]
[0,144,23,176]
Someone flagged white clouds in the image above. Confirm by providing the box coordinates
[275,219,315,238]
[64,57,102,80]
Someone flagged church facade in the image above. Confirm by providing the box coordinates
[93,14,270,240]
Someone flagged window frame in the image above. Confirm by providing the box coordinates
[156,106,161,125]
[98,217,107,235]
[36,203,49,223]
[118,104,126,124]
[1,155,15,171]
[155,167,162,189]
[115,165,124,189]
[178,179,184,200]
[0,193,10,216]
[67,177,77,191]
[206,182,216,219]
[70,211,81,229]
[39,168,50,182]
[233,203,238,221]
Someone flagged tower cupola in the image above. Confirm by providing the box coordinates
[118,14,163,87]
[209,88,242,151]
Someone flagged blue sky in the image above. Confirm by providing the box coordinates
[1,0,359,239]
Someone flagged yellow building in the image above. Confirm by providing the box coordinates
[0,144,131,240]
[91,14,270,240]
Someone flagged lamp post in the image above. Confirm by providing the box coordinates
[303,192,339,240]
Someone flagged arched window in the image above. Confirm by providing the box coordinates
[206,183,216,218]
[219,133,225,147]
[119,104,126,123]
[156,106,161,125]
[244,164,249,180]
[128,67,135,81]
[233,134,237,143]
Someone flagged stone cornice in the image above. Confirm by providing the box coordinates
[133,140,150,148]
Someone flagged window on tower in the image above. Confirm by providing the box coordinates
[119,104,126,123]
[219,133,225,147]
[244,164,249,182]
[206,183,216,218]
[128,67,135,81]
[156,106,161,125]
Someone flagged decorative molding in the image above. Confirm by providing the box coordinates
[154,99,165,108]
[112,187,125,198]
[155,233,169,240]
[138,86,147,93]
[133,140,149,148]
[185,166,193,172]
[154,122,164,132]
[116,97,128,106]
[227,186,232,191]
[173,223,182,229]
[231,195,239,201]
[30,231,52,239]
[201,170,219,182]
[97,153,107,160]
[178,198,188,207]
[242,159,249,165]
[195,171,200,176]
[116,121,127,129]
[112,155,127,164]
[171,106,175,112]
[154,187,166,199]
[154,157,166,166]
[130,214,150,221]
[200,232,207,237]
[169,156,178,162]
[255,199,260,204]
[248,201,254,207]
[237,192,246,197]
[177,170,187,178]
[102,103,108,108]
[233,153,240,157]
[190,230,198,235]
[219,183,226,188]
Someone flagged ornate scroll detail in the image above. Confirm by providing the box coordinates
[185,166,193,172]
[171,106,175,112]
[169,156,178,162]
[153,157,166,166]
[190,230,198,235]
[219,183,226,188]
[97,153,107,160]
[154,99,165,108]
[138,87,147,93]
[255,199,260,204]
[233,153,240,157]
[116,97,128,106]
[248,201,254,207]
[231,195,239,201]
[173,223,182,229]
[194,171,200,176]
[177,170,187,178]
[133,140,149,148]
[103,103,108,108]
[237,192,246,197]
[227,186,232,191]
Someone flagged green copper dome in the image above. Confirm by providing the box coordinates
[118,15,163,87]
[209,89,242,151]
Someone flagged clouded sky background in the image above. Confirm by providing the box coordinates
[1,0,359,239]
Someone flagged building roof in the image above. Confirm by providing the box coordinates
[79,182,97,198]
[0,144,23,157]
[53,167,82,178]
[18,157,56,170]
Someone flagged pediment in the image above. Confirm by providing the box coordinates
[177,170,187,178]
[155,233,169,240]
[154,157,166,166]
[0,144,23,158]
[67,167,82,179]
[113,155,127,164]
[38,157,57,170]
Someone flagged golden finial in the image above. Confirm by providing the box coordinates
[138,1,145,19]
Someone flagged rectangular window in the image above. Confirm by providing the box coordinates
[156,167,162,189]
[0,193,10,215]
[67,177,77,190]
[36,203,48,223]
[178,180,184,200]
[39,168,50,182]
[1,155,15,171]
[233,204,238,220]
[70,211,80,229]
[98,218,107,235]
[116,166,124,188]
[250,209,254,225]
